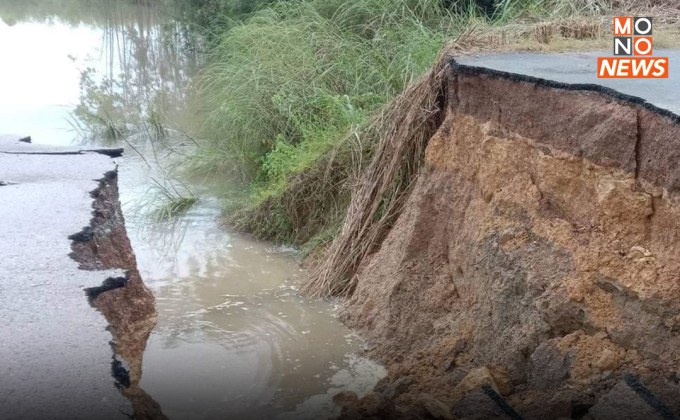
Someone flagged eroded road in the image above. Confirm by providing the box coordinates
[0,135,131,419]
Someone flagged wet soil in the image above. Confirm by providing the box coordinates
[337,58,680,419]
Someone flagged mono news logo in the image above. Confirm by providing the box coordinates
[597,16,668,78]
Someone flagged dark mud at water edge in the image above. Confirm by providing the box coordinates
[0,2,385,419]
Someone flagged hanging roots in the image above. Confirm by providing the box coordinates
[302,43,457,297]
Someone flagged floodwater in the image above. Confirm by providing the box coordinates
[0,3,384,419]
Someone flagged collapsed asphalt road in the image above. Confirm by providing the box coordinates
[0,135,148,419]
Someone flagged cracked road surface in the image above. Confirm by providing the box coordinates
[0,135,130,419]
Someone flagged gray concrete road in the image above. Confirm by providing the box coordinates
[0,135,130,419]
[457,49,679,115]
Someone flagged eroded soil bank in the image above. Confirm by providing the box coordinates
[336,61,680,419]
[69,169,165,419]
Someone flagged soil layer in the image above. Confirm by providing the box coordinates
[70,170,166,420]
[338,60,680,419]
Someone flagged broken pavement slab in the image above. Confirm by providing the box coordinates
[0,138,132,418]
[0,134,123,157]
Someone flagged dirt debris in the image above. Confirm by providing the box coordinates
[331,61,680,419]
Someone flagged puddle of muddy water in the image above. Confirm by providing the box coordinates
[117,153,385,419]
[0,6,385,419]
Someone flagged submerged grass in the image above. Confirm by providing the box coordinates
[142,179,198,223]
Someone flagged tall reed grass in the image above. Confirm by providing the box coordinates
[189,0,618,245]
[190,0,468,182]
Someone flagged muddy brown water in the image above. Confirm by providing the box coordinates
[0,9,384,419]
[121,158,384,419]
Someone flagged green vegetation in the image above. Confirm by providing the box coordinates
[194,0,458,176]
[188,0,617,244]
[147,181,199,222]
[191,0,467,242]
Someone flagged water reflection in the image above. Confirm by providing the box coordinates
[0,0,201,145]
[71,1,201,143]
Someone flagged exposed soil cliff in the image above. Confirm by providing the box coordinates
[69,170,166,420]
[336,61,680,419]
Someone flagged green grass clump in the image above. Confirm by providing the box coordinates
[189,0,472,241]
[141,179,199,223]
[193,0,459,178]
[150,195,198,222]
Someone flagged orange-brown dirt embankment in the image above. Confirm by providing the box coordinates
[337,61,680,419]
[69,170,166,420]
